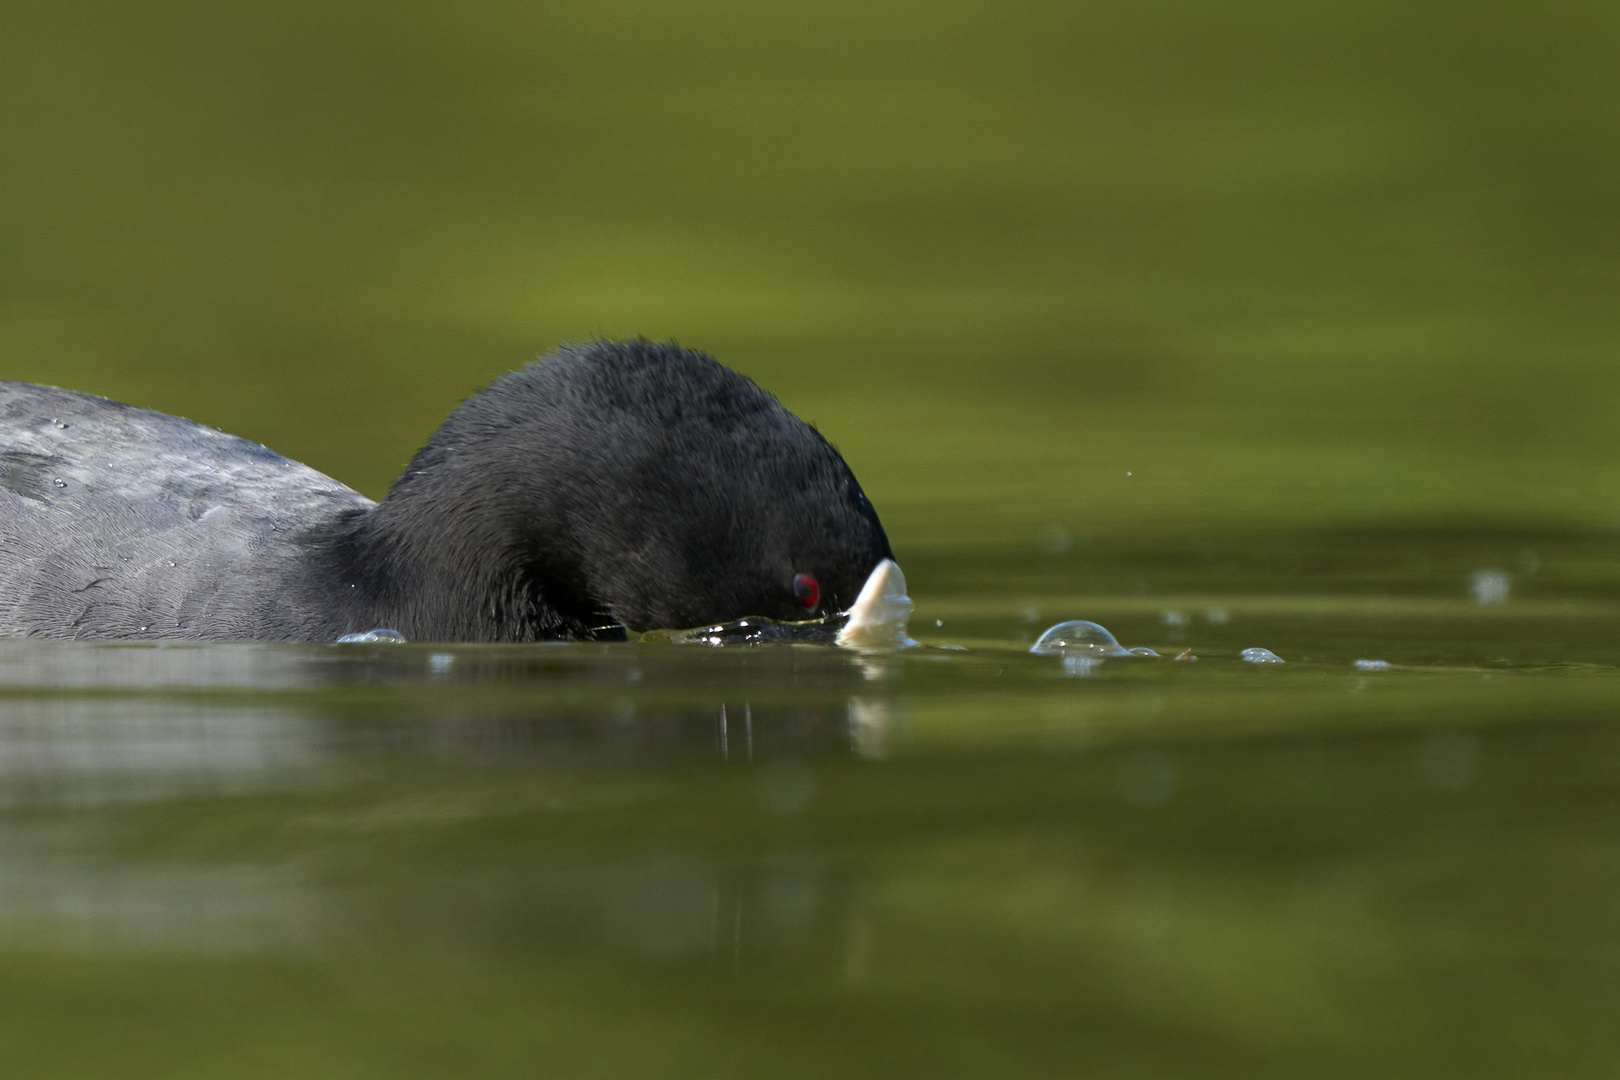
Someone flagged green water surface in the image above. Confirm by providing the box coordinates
[0,570,1616,1078]
[5,0,1620,1075]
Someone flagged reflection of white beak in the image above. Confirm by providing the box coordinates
[835,559,914,650]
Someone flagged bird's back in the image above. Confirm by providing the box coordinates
[0,381,375,640]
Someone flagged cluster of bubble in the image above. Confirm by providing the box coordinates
[1031,620,1287,669]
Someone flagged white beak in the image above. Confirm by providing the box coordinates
[835,559,914,650]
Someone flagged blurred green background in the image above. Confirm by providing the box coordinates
[7,0,1619,554]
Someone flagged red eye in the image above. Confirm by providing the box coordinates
[792,572,820,610]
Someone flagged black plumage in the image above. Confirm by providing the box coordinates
[0,340,892,641]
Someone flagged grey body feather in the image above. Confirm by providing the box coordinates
[0,382,372,640]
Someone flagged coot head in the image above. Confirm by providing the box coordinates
[360,340,893,639]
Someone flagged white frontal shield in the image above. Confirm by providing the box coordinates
[835,559,914,650]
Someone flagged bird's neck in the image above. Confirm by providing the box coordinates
[317,482,620,644]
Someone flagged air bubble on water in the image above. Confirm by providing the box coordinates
[52,478,66,488]
[1354,658,1391,671]
[1470,568,1510,604]
[1160,609,1187,628]
[50,419,68,430]
[1030,620,1129,658]
[934,619,943,627]
[938,644,968,651]
[428,653,454,674]
[1240,647,1284,664]
[335,628,408,644]
[1127,647,1160,657]
[1204,607,1230,625]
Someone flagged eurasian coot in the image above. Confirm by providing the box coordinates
[0,340,897,642]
